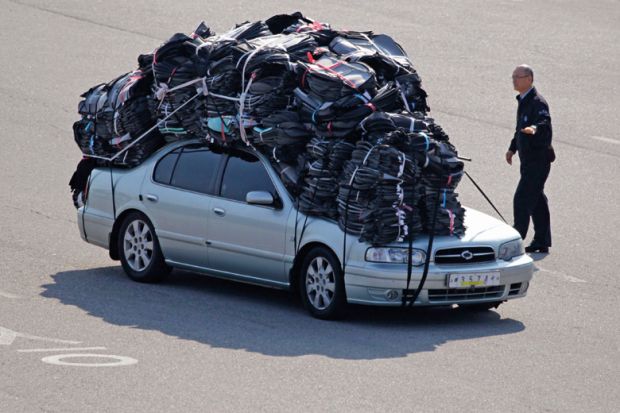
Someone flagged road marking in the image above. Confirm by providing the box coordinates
[592,135,619,145]
[0,289,21,299]
[41,354,138,367]
[537,267,586,283]
[0,326,81,346]
[18,347,107,353]
[2,326,138,367]
[0,327,18,345]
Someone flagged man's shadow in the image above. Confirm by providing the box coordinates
[529,252,550,262]
[42,267,525,360]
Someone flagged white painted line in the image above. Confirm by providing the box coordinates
[0,327,18,346]
[0,290,21,299]
[16,333,81,345]
[0,326,81,346]
[41,353,138,367]
[18,346,107,353]
[592,135,619,145]
[537,267,587,283]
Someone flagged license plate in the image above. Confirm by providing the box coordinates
[447,272,500,288]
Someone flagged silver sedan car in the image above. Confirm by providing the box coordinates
[77,139,534,319]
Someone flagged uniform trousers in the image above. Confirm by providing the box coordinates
[513,161,551,246]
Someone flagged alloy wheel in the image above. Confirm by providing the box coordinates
[305,256,336,310]
[123,219,154,272]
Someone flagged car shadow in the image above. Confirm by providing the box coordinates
[42,267,526,360]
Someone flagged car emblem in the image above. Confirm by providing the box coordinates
[461,250,474,260]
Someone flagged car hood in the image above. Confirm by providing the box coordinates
[460,207,519,242]
[381,207,521,250]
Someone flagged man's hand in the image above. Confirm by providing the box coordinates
[521,125,537,135]
[505,150,515,165]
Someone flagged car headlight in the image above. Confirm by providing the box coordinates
[497,239,524,261]
[365,247,427,265]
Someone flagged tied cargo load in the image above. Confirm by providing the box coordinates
[68,12,465,245]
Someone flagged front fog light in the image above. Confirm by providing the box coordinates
[498,239,524,261]
[365,247,426,265]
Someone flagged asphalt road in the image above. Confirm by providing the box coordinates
[1,0,619,412]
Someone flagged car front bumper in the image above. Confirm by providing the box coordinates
[344,253,534,306]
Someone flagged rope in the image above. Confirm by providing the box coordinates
[83,91,202,162]
[464,170,507,223]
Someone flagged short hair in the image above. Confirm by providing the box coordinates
[517,64,534,81]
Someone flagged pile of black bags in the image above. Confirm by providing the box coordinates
[70,12,466,243]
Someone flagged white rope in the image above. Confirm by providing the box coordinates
[109,133,131,146]
[396,151,406,178]
[154,77,206,101]
[362,145,377,166]
[237,74,254,145]
[348,166,360,186]
[395,79,412,113]
[113,111,121,136]
[236,37,288,145]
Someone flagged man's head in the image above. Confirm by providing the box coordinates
[512,64,534,93]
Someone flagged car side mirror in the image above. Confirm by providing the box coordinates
[246,191,274,206]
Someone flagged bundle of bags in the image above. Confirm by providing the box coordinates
[70,12,466,243]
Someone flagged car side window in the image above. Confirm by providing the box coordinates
[220,151,277,203]
[153,148,181,185]
[169,145,220,194]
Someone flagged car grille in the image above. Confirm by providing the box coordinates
[434,246,495,264]
[428,286,504,302]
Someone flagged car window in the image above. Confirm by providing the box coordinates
[153,148,180,185]
[170,145,220,194]
[220,151,276,202]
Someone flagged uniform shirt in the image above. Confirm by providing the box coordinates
[508,87,553,163]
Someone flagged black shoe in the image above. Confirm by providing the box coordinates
[525,245,549,253]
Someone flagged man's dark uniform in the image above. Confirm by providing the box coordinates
[509,87,552,247]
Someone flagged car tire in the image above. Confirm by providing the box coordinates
[460,301,502,311]
[299,246,347,320]
[118,212,170,283]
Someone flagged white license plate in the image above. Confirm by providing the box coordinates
[447,272,500,288]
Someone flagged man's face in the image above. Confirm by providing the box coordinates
[512,68,532,93]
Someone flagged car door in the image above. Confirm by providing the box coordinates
[141,144,222,268]
[206,149,291,285]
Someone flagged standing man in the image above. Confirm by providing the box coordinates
[506,64,553,253]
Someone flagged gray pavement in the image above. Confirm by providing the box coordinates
[1,0,619,411]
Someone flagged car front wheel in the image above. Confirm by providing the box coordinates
[299,246,346,320]
[118,212,170,283]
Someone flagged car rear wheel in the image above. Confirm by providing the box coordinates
[299,246,346,320]
[118,212,170,283]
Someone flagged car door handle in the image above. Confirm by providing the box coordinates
[213,207,226,216]
[145,194,159,203]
